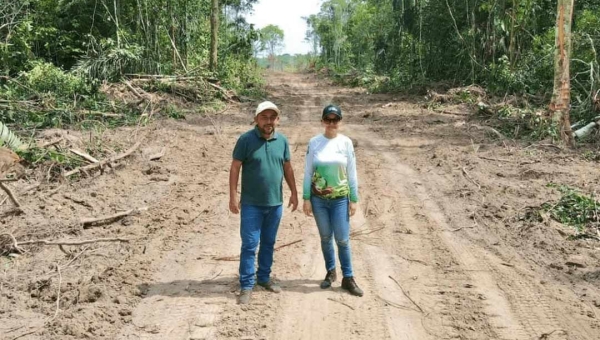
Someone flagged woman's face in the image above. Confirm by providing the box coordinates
[322,113,341,133]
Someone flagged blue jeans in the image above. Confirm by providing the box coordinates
[239,204,283,290]
[310,196,354,278]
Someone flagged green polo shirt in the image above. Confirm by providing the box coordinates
[233,126,290,206]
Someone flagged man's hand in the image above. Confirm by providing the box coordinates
[229,160,242,214]
[229,198,240,214]
[303,200,312,216]
[349,202,358,217]
[288,194,299,212]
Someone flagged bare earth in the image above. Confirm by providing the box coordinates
[1,72,600,340]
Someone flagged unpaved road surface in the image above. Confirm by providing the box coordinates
[2,72,599,340]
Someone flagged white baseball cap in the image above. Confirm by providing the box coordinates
[255,101,281,116]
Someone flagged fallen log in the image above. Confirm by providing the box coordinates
[573,116,600,139]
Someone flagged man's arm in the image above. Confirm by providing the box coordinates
[283,161,298,211]
[229,159,242,214]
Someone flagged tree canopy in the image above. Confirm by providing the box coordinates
[259,24,285,57]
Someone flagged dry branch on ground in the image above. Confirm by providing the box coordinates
[65,142,141,177]
[212,239,303,261]
[1,232,131,254]
[81,207,148,228]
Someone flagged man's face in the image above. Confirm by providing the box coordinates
[254,109,279,136]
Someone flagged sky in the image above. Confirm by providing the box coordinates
[245,0,322,55]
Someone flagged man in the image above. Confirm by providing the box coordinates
[229,101,298,304]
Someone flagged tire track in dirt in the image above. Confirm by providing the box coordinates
[115,72,570,340]
[350,131,565,339]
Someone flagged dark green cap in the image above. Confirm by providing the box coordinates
[322,104,342,119]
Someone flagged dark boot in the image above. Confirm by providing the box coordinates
[341,277,364,297]
[320,269,337,289]
[257,281,282,293]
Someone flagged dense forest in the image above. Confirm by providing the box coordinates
[306,0,600,143]
[0,0,263,133]
[1,0,600,144]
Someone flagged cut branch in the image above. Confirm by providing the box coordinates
[81,207,147,228]
[461,167,481,190]
[41,138,63,148]
[125,80,143,99]
[0,233,26,253]
[327,297,355,310]
[212,239,302,261]
[389,275,424,313]
[70,149,99,163]
[65,142,140,177]
[0,182,21,208]
[350,226,385,238]
[19,237,131,246]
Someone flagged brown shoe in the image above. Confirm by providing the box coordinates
[341,277,364,297]
[238,289,252,304]
[320,269,337,289]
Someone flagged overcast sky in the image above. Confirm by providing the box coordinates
[245,0,322,55]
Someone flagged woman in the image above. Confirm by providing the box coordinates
[302,104,363,297]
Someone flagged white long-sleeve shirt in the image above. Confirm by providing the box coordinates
[302,134,359,202]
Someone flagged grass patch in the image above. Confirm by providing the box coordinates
[542,184,600,238]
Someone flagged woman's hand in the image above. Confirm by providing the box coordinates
[349,202,358,217]
[303,200,313,216]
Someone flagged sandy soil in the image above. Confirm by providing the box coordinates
[1,72,599,340]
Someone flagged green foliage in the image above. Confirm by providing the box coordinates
[16,146,84,176]
[476,102,557,141]
[0,122,24,150]
[0,63,139,130]
[73,37,143,82]
[0,19,34,75]
[543,184,600,233]
[258,25,285,58]
[166,104,185,120]
[0,0,263,135]
[1,0,261,90]
[218,56,265,97]
[581,150,600,162]
[307,0,600,140]
[21,61,92,98]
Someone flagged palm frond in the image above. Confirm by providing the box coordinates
[0,121,23,150]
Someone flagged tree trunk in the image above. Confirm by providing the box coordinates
[549,0,575,146]
[209,0,219,72]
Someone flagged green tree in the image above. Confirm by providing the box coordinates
[259,24,284,60]
[210,0,220,71]
[550,0,575,146]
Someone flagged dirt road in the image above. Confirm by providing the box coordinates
[2,72,599,340]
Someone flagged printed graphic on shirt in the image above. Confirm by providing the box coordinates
[311,166,350,199]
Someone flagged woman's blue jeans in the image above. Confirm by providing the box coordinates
[310,196,354,278]
[239,204,283,290]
